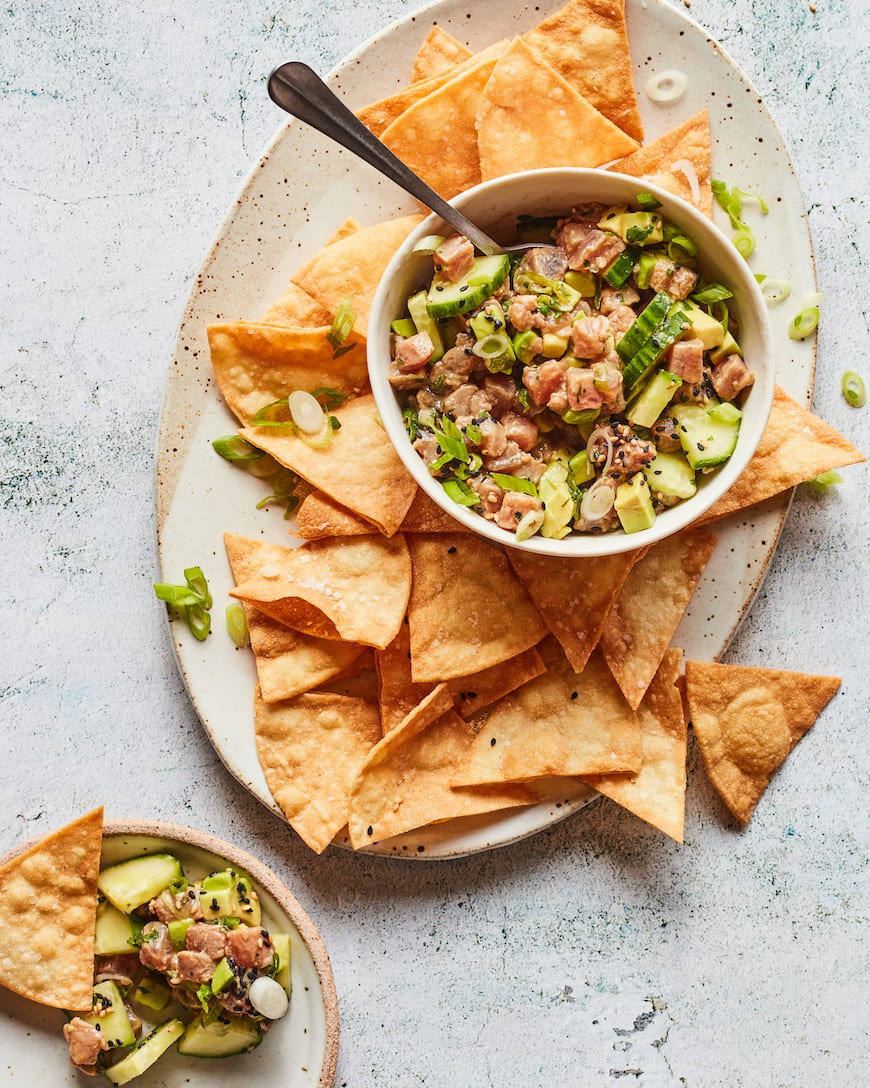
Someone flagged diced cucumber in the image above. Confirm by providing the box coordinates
[390,317,416,338]
[564,269,597,297]
[615,291,672,363]
[602,248,636,288]
[623,311,691,390]
[211,956,235,996]
[568,449,595,485]
[133,975,171,1012]
[643,450,697,499]
[80,981,136,1051]
[168,917,193,949]
[426,254,510,318]
[177,1014,263,1058]
[406,290,444,362]
[411,233,446,255]
[672,400,742,470]
[626,369,682,429]
[94,900,139,957]
[103,1019,184,1086]
[98,855,184,914]
[271,933,292,997]
[197,869,261,926]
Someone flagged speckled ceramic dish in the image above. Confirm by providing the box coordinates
[0,820,339,1086]
[155,0,816,858]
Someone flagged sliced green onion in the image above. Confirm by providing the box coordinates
[442,477,479,506]
[472,332,513,360]
[841,370,866,408]
[412,234,447,254]
[187,604,211,641]
[311,387,348,411]
[666,234,699,261]
[153,583,202,608]
[733,187,769,215]
[288,389,326,434]
[635,192,662,210]
[327,298,355,350]
[758,277,791,304]
[433,415,470,463]
[225,604,249,647]
[250,398,296,429]
[515,508,546,542]
[491,473,537,495]
[712,179,745,231]
[155,568,212,640]
[804,470,844,493]
[788,306,820,341]
[690,283,733,305]
[732,227,756,259]
[184,566,212,609]
[644,69,687,104]
[212,434,264,462]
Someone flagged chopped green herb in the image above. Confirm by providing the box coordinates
[327,298,355,351]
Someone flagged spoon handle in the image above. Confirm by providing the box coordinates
[267,62,501,256]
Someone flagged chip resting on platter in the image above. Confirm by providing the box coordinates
[684,660,841,824]
[583,648,687,843]
[259,281,333,328]
[255,690,382,853]
[410,25,472,82]
[0,808,103,1010]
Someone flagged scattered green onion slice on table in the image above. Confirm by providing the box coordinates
[804,470,844,493]
[758,276,792,304]
[732,227,756,259]
[788,306,820,340]
[154,567,212,641]
[225,604,249,647]
[212,434,264,461]
[841,371,866,407]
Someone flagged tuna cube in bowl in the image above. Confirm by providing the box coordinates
[368,168,774,557]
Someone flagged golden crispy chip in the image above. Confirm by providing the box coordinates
[376,620,547,733]
[380,43,508,200]
[477,37,639,182]
[609,110,713,217]
[347,685,538,847]
[254,690,382,853]
[357,67,466,138]
[399,489,466,533]
[524,0,644,142]
[207,323,368,427]
[0,808,103,1010]
[290,214,424,336]
[241,394,418,536]
[507,547,644,673]
[455,640,642,786]
[684,660,841,824]
[224,534,365,700]
[230,532,411,649]
[411,26,472,82]
[599,528,717,710]
[699,385,867,524]
[294,487,463,540]
[406,533,548,682]
[583,648,687,842]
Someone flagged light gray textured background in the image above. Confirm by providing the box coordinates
[1,1,868,1084]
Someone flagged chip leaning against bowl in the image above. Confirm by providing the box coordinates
[388,198,755,540]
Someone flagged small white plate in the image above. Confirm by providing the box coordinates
[0,821,339,1085]
[155,0,816,858]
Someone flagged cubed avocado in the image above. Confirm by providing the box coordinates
[680,303,725,351]
[598,206,663,245]
[614,473,656,533]
[197,869,262,926]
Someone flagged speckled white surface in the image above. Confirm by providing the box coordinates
[1,1,868,1084]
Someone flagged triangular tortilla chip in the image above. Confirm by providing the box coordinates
[609,111,713,217]
[357,65,470,138]
[380,44,508,200]
[699,385,866,524]
[294,487,462,540]
[347,685,538,847]
[507,546,644,673]
[207,323,368,427]
[411,26,472,81]
[290,214,424,336]
[583,648,687,842]
[476,38,639,182]
[524,0,644,142]
[229,532,412,649]
[684,660,841,824]
[406,532,548,682]
[224,534,364,700]
[0,808,103,1010]
[254,689,381,853]
[398,489,466,533]
[455,640,642,785]
[260,282,333,328]
[241,394,418,536]
[599,527,717,709]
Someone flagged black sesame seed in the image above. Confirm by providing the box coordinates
[490,737,497,746]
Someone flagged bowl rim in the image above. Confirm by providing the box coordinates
[368,166,775,558]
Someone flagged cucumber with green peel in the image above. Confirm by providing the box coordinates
[615,291,672,363]
[133,975,171,1012]
[103,1019,185,1086]
[94,900,140,957]
[626,369,682,429]
[78,980,136,1051]
[98,854,184,914]
[623,310,692,390]
[602,248,636,287]
[271,932,292,997]
[426,254,510,318]
[672,400,742,470]
[390,317,416,338]
[406,290,444,361]
[197,869,261,925]
[177,1014,263,1058]
[643,449,697,499]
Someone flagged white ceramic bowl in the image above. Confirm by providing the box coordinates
[368,168,775,557]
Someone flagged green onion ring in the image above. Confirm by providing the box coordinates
[732,228,756,259]
[841,371,866,408]
[788,307,820,341]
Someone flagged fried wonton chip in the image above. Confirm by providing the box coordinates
[241,394,418,536]
[294,487,462,540]
[347,684,538,847]
[684,660,841,824]
[224,534,365,700]
[260,282,333,328]
[699,385,866,524]
[455,640,642,786]
[357,67,468,138]
[406,533,548,682]
[229,532,411,649]
[507,547,644,673]
[599,527,717,709]
[411,26,472,82]
[583,648,687,842]
[207,323,368,427]
[0,808,103,1010]
[399,489,465,533]
[254,690,381,853]
[524,0,644,142]
[380,42,508,200]
[376,620,547,733]
[609,110,713,217]
[290,214,425,336]
[477,38,639,182]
